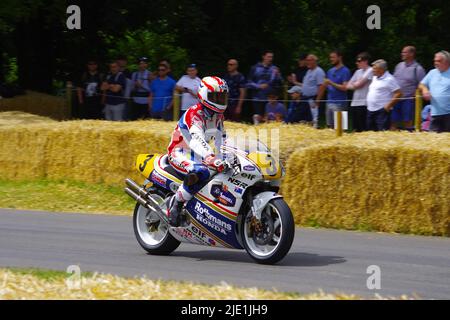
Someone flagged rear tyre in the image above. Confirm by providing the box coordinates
[241,198,295,265]
[133,198,180,255]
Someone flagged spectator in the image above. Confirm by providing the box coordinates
[175,64,201,115]
[116,55,132,79]
[247,50,283,124]
[391,46,426,130]
[316,50,351,128]
[289,54,308,87]
[151,59,175,81]
[116,55,133,120]
[130,57,152,120]
[366,59,402,131]
[421,105,432,131]
[419,50,450,133]
[76,59,104,119]
[285,85,312,123]
[264,91,287,122]
[149,64,176,120]
[101,61,127,121]
[301,54,325,127]
[223,59,246,122]
[346,52,373,132]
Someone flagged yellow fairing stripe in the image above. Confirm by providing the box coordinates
[247,152,282,180]
[135,154,158,178]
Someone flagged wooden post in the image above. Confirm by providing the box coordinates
[173,91,180,121]
[336,110,343,137]
[415,88,423,132]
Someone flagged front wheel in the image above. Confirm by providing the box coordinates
[133,196,180,255]
[242,198,295,264]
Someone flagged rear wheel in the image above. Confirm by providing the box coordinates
[133,192,180,255]
[242,198,294,264]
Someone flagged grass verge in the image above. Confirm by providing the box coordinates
[0,267,405,300]
[0,179,134,215]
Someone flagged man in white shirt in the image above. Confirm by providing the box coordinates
[346,52,373,132]
[366,59,403,131]
[176,64,202,115]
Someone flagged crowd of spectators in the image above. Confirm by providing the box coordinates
[75,47,450,133]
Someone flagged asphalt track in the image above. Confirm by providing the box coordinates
[0,208,449,299]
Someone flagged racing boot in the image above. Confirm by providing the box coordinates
[166,194,184,227]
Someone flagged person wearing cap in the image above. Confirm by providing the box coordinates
[285,85,312,123]
[419,50,450,132]
[366,59,403,131]
[175,64,202,115]
[129,57,152,120]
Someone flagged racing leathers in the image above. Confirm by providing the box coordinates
[166,103,226,226]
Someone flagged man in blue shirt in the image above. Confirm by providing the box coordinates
[247,50,283,124]
[316,50,351,128]
[101,61,127,121]
[419,50,450,132]
[149,64,176,120]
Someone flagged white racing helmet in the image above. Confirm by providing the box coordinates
[197,76,229,114]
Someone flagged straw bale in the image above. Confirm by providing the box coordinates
[0,269,391,300]
[282,132,450,236]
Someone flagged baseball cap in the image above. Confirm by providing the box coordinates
[287,85,302,94]
[138,56,149,63]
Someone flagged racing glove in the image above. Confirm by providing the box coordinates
[203,154,226,173]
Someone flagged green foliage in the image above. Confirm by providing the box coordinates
[101,26,189,78]
[2,54,18,84]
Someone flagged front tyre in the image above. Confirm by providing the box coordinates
[133,201,180,255]
[242,198,295,265]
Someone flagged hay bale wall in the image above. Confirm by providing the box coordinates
[281,132,450,236]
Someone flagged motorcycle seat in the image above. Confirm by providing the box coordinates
[159,154,186,181]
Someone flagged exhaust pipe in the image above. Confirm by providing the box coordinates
[125,178,166,212]
[124,180,169,225]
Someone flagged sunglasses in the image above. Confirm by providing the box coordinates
[158,68,167,72]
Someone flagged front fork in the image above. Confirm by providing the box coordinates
[246,190,283,233]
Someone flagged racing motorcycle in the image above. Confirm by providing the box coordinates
[124,139,295,264]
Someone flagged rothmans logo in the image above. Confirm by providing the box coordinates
[194,202,232,235]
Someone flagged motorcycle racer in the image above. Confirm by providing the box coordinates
[166,76,229,226]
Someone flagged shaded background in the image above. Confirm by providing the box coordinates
[0,0,448,93]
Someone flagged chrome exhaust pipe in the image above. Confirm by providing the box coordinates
[124,185,169,225]
[125,178,164,210]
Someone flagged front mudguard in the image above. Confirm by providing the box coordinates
[251,191,283,220]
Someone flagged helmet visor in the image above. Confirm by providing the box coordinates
[208,92,228,106]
